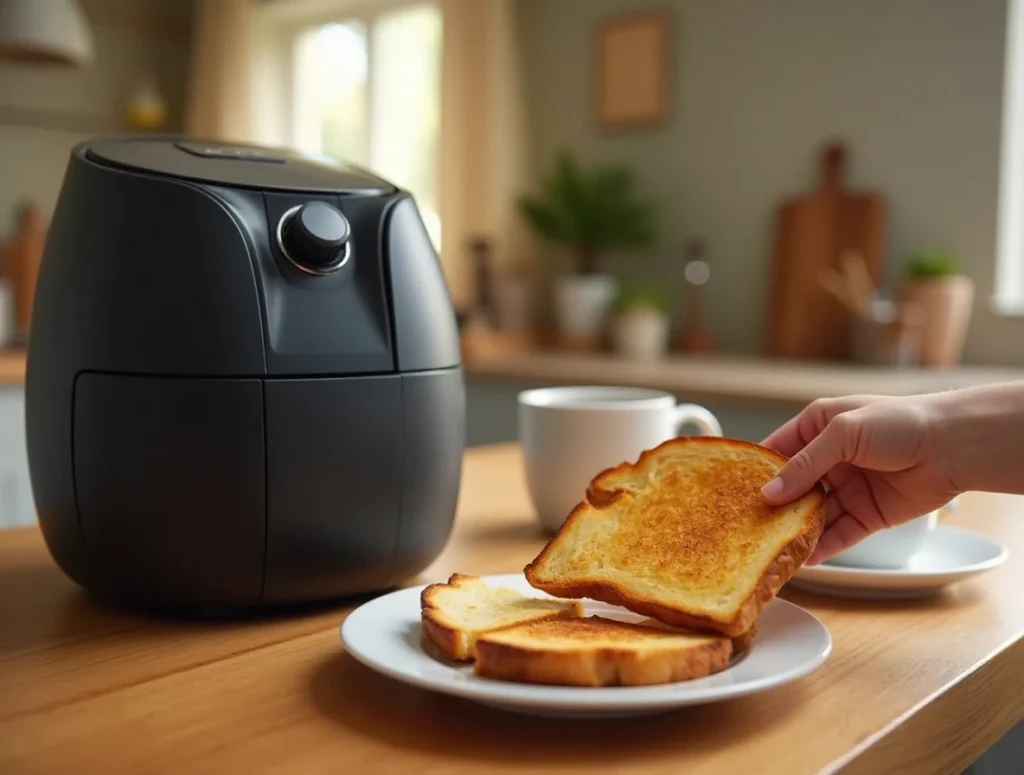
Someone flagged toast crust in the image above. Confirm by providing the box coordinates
[473,616,733,687]
[420,573,584,661]
[728,620,758,655]
[642,617,759,655]
[524,437,826,637]
[420,573,478,661]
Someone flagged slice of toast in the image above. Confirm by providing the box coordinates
[640,617,758,655]
[524,437,826,637]
[420,574,584,661]
[729,621,758,655]
[473,615,732,686]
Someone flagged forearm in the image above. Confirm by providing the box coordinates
[930,381,1024,494]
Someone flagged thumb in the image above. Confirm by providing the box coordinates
[761,414,854,504]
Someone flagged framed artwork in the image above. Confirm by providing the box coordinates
[594,9,672,130]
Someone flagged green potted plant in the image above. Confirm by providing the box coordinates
[609,283,670,360]
[896,249,974,367]
[517,151,656,347]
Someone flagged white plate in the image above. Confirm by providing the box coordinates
[340,573,832,718]
[789,525,1008,600]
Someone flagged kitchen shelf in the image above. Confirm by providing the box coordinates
[464,350,1024,408]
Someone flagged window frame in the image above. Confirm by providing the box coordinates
[254,0,442,193]
[994,0,1024,316]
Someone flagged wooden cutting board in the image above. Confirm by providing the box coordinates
[766,143,886,361]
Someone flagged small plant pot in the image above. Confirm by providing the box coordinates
[553,274,618,346]
[611,306,670,360]
[896,275,974,367]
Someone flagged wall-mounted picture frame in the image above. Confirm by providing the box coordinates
[593,9,672,130]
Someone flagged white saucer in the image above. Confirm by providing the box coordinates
[789,525,1008,600]
[340,573,832,718]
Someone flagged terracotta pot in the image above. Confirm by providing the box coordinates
[896,275,974,367]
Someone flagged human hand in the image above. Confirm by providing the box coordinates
[759,394,961,564]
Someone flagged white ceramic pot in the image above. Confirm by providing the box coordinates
[553,274,618,340]
[611,306,670,360]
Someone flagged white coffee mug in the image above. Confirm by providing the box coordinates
[518,386,722,533]
[826,510,940,569]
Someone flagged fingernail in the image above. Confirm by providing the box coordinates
[761,477,784,500]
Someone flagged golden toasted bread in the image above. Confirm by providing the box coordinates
[524,437,826,637]
[473,615,732,686]
[420,574,584,661]
[729,621,758,655]
[640,616,758,655]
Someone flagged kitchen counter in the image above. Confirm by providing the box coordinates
[7,345,1024,406]
[465,350,1024,408]
[2,443,1024,774]
[0,348,25,387]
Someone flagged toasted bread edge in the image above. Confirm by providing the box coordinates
[523,436,828,637]
[420,573,479,661]
[729,620,758,656]
[644,617,758,654]
[587,436,794,505]
[420,612,471,661]
[473,623,733,687]
[525,499,824,637]
[419,573,588,662]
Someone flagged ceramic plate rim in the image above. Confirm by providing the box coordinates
[339,573,832,711]
[800,525,1008,580]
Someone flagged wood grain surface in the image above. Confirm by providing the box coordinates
[2,444,1024,774]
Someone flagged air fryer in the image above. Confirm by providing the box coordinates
[24,136,466,612]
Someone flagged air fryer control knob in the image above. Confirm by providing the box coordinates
[279,201,351,273]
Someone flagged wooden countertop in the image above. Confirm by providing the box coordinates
[2,444,1024,774]
[0,348,25,387]
[465,351,1024,408]
[6,345,1024,407]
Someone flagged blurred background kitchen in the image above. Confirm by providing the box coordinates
[2,0,1024,532]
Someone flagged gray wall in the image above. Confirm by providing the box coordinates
[517,0,1022,365]
[0,0,193,238]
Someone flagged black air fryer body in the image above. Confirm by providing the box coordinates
[25,137,465,611]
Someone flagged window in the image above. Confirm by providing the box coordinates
[996,0,1024,313]
[259,0,443,250]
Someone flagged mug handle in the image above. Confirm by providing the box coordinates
[674,403,722,437]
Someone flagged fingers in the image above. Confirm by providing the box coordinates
[807,512,874,564]
[761,395,883,458]
[762,413,858,504]
[824,492,844,526]
[760,405,825,458]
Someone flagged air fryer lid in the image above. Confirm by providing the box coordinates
[84,136,396,194]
